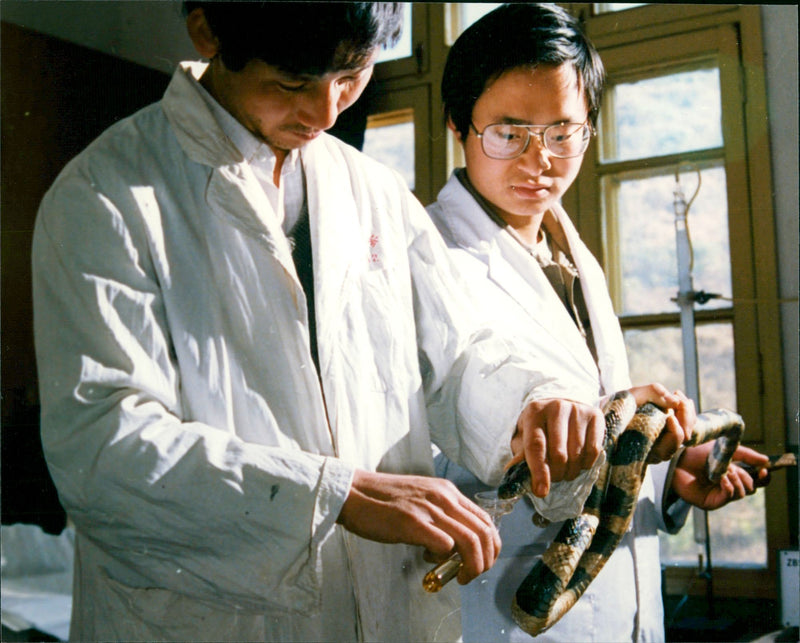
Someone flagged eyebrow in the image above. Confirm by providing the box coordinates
[494,116,578,126]
[496,116,531,125]
[331,63,374,77]
[279,63,372,83]
[276,70,316,83]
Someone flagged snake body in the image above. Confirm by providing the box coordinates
[497,390,748,637]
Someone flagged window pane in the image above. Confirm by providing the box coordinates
[660,494,767,568]
[363,109,415,190]
[377,3,412,63]
[446,3,501,45]
[623,322,736,410]
[611,166,731,316]
[594,3,646,14]
[709,492,767,566]
[627,323,763,569]
[696,322,736,411]
[624,326,684,393]
[603,67,723,162]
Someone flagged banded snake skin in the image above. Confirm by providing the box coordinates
[497,390,796,637]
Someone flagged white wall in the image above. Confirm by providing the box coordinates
[1,0,194,74]
[761,5,799,449]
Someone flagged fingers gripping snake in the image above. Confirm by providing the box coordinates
[496,390,748,637]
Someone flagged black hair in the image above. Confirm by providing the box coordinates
[442,3,605,141]
[183,2,403,75]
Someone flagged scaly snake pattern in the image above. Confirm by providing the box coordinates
[496,390,794,637]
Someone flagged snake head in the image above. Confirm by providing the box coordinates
[498,460,531,499]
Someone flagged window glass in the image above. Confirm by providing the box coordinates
[696,322,737,410]
[708,492,767,566]
[629,322,763,569]
[362,108,415,190]
[624,326,684,393]
[660,494,767,567]
[609,166,731,316]
[603,67,723,162]
[377,3,412,63]
[623,322,736,411]
[594,3,646,14]
[446,3,501,45]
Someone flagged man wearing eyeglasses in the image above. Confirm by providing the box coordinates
[427,4,770,642]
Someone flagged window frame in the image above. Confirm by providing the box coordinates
[374,2,427,77]
[367,3,449,206]
[363,86,432,201]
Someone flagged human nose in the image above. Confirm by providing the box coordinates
[519,130,552,172]
[299,81,342,131]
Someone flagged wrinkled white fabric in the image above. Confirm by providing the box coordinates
[427,172,687,642]
[32,64,542,642]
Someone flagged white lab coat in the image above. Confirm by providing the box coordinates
[427,172,686,642]
[32,64,543,642]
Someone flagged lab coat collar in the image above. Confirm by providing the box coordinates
[436,169,505,251]
[192,68,301,179]
[162,63,301,304]
[162,62,244,168]
[434,171,602,383]
[164,62,303,175]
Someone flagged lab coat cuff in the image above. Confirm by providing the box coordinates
[312,457,355,543]
[470,385,542,486]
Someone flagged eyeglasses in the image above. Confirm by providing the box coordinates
[470,121,594,160]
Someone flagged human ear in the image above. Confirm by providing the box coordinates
[446,117,464,144]
[186,8,219,59]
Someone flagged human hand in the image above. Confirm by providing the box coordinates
[509,398,604,498]
[671,443,770,510]
[628,383,696,463]
[336,470,500,584]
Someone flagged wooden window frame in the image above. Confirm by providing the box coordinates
[369,4,450,206]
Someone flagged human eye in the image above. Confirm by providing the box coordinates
[273,72,311,93]
[337,65,373,87]
[547,125,574,143]
[491,124,524,142]
[277,80,307,93]
[336,74,360,87]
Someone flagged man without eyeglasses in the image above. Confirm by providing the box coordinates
[33,4,498,641]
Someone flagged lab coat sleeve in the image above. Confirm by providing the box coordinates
[32,172,352,613]
[403,198,572,487]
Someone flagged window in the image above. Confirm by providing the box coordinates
[597,39,769,570]
[574,4,787,598]
[363,108,416,190]
[362,4,449,205]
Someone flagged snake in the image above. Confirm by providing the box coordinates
[497,390,797,637]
